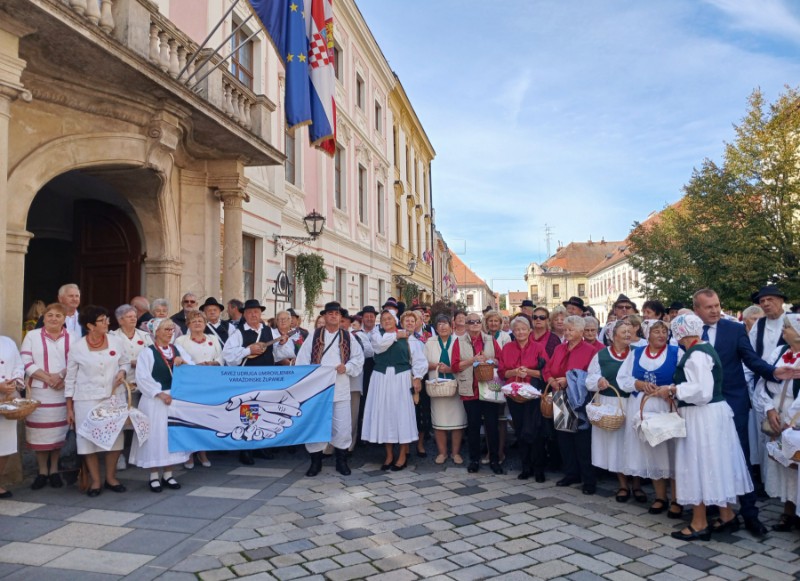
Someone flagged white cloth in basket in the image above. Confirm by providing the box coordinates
[586,402,623,423]
[767,440,796,468]
[500,382,541,399]
[638,408,686,447]
[781,428,800,460]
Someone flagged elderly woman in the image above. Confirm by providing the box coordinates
[530,307,561,357]
[499,316,549,481]
[453,311,468,338]
[653,314,753,541]
[485,311,511,349]
[131,318,194,492]
[452,314,503,474]
[142,299,182,339]
[424,315,467,465]
[21,303,77,489]
[627,315,647,348]
[174,310,223,469]
[501,316,511,333]
[617,319,679,513]
[550,306,567,343]
[362,310,428,470]
[583,316,604,353]
[66,305,130,497]
[0,335,24,497]
[543,315,597,493]
[742,305,765,335]
[754,314,800,531]
[398,311,431,458]
[586,320,633,501]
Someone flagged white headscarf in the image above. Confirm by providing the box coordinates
[670,313,704,342]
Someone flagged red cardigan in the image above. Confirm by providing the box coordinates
[498,340,549,384]
[542,340,596,381]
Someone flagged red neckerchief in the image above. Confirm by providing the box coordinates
[157,344,176,375]
[609,345,629,360]
[645,345,667,359]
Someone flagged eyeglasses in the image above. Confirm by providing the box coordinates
[94,317,109,324]
[532,315,548,321]
[616,305,633,311]
[466,320,481,325]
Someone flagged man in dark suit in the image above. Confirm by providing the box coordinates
[693,288,799,537]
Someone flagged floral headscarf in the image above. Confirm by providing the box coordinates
[145,317,167,340]
[784,313,800,336]
[640,319,668,340]
[670,313,704,342]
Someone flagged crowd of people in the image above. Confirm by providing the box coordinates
[2,283,800,542]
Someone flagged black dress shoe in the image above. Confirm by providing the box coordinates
[0,490,12,499]
[556,476,581,487]
[87,488,102,498]
[667,502,684,519]
[49,473,63,489]
[582,484,596,495]
[149,479,162,493]
[534,472,545,483]
[390,461,407,472]
[711,515,741,533]
[104,481,126,493]
[517,470,531,480]
[467,461,479,473]
[490,462,503,475]
[772,514,798,532]
[417,450,428,458]
[380,462,393,471]
[671,525,711,541]
[31,474,48,490]
[161,477,181,490]
[744,517,768,537]
[239,451,254,465]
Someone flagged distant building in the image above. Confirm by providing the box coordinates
[507,291,528,313]
[433,229,456,302]
[586,243,646,324]
[451,252,496,313]
[524,240,623,312]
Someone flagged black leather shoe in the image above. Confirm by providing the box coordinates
[87,488,101,498]
[467,461,479,473]
[671,525,711,541]
[490,462,503,475]
[49,473,63,489]
[239,451,254,466]
[517,470,531,480]
[380,462,393,471]
[711,515,741,534]
[104,481,126,493]
[391,461,407,472]
[161,477,181,490]
[31,474,48,490]
[0,490,12,499]
[306,452,323,477]
[744,517,768,538]
[334,448,351,476]
[772,514,798,532]
[556,476,581,487]
[582,484,596,495]
[534,472,545,483]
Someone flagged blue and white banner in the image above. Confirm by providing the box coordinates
[167,365,335,452]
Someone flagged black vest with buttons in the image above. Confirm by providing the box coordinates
[241,326,275,366]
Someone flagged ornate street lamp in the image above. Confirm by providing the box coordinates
[273,209,326,255]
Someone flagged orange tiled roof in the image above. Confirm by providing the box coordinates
[450,251,488,287]
[508,292,527,301]
[542,240,624,274]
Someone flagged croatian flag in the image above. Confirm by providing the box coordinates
[248,0,336,155]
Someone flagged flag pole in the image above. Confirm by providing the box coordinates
[177,0,242,81]
[189,28,260,91]
[185,14,255,85]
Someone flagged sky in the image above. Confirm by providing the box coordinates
[355,0,800,294]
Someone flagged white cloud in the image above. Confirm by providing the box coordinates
[704,0,800,41]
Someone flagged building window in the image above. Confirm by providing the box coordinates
[374,101,382,133]
[530,285,538,300]
[407,213,414,254]
[243,234,256,299]
[578,283,586,297]
[230,26,254,90]
[377,182,385,234]
[466,294,474,307]
[393,126,399,168]
[285,130,296,185]
[334,145,344,209]
[356,74,364,109]
[359,274,368,305]
[405,145,411,183]
[285,255,297,309]
[552,283,560,298]
[395,201,402,244]
[333,43,342,81]
[358,165,367,224]
[335,267,346,303]
[378,279,385,306]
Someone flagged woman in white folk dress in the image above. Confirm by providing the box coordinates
[362,310,427,471]
[586,319,633,502]
[0,335,24,498]
[754,314,800,531]
[110,303,153,471]
[65,305,131,497]
[131,318,194,492]
[617,319,680,516]
[654,314,753,541]
[174,310,222,469]
[20,303,76,489]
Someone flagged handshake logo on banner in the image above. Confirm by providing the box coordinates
[167,365,336,452]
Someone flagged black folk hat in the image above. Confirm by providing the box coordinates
[562,296,586,311]
[199,297,225,312]
[520,299,536,308]
[242,299,266,312]
[320,301,343,315]
[751,285,788,303]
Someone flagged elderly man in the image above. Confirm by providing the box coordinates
[296,302,364,477]
[693,288,800,537]
[287,308,308,340]
[602,294,637,344]
[171,293,198,334]
[563,296,586,316]
[222,299,296,465]
[227,299,244,329]
[749,285,787,359]
[36,284,83,336]
[130,296,152,328]
[200,297,230,347]
[520,299,536,317]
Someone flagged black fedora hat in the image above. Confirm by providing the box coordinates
[382,297,399,310]
[562,296,586,311]
[667,301,684,312]
[751,285,788,303]
[340,308,352,320]
[242,299,266,312]
[320,301,343,315]
[613,294,636,309]
[287,308,300,318]
[361,305,378,315]
[199,297,225,312]
[520,299,535,308]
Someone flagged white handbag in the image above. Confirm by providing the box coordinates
[637,395,686,447]
[478,374,506,404]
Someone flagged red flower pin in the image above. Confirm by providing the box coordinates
[208,341,213,346]
[137,340,144,345]
[109,351,116,356]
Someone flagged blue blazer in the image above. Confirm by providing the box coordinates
[711,318,775,418]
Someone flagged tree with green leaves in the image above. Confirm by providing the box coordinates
[629,87,800,310]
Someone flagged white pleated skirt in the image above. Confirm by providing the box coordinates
[362,368,418,444]
[590,393,627,473]
[129,391,189,469]
[0,414,17,456]
[621,394,673,479]
[74,398,124,455]
[674,401,753,507]
[764,392,797,503]
[431,395,467,430]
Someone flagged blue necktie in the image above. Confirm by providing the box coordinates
[702,325,710,342]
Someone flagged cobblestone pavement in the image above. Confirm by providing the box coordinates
[0,444,798,580]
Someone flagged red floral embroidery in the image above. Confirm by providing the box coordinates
[137,340,144,345]
[109,351,116,356]
[208,341,213,346]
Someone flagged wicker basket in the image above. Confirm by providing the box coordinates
[540,385,553,418]
[121,381,134,429]
[426,371,457,398]
[0,379,40,421]
[588,385,625,431]
[474,363,494,382]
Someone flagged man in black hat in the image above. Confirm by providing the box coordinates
[562,296,586,317]
[667,301,685,321]
[520,299,536,317]
[200,297,230,347]
[222,299,296,465]
[749,285,788,360]
[602,294,637,344]
[288,308,309,340]
[382,298,400,322]
[296,302,364,477]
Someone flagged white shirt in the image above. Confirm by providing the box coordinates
[673,349,717,406]
[20,328,78,388]
[65,335,131,400]
[135,344,195,398]
[109,328,153,382]
[0,336,24,384]
[371,331,429,380]
[353,327,376,359]
[749,315,785,359]
[586,349,628,393]
[64,312,81,336]
[223,323,296,366]
[295,328,364,401]
[175,334,224,365]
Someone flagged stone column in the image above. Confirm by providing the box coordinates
[217,189,250,300]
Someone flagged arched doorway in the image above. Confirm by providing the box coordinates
[25,170,143,314]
